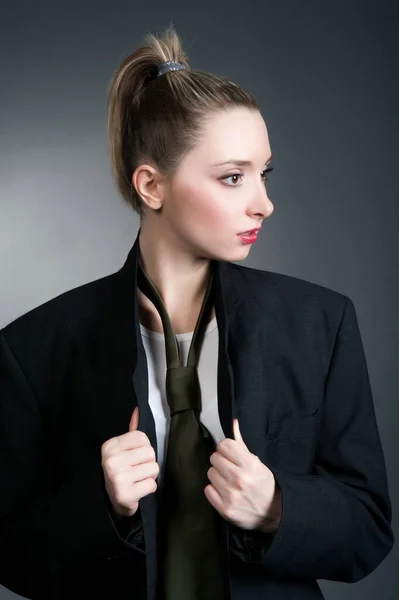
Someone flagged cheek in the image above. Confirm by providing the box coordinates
[176,184,231,229]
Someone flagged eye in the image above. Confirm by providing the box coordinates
[221,172,243,186]
[220,166,274,187]
[262,166,274,181]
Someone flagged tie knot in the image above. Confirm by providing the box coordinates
[165,366,201,416]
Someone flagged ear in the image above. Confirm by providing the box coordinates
[132,164,166,211]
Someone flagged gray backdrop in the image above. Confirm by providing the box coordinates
[0,1,397,598]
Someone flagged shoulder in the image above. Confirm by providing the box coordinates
[227,261,347,308]
[226,263,353,365]
[0,270,118,352]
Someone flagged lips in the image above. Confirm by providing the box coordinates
[238,228,260,235]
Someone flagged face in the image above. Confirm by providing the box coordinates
[137,107,274,262]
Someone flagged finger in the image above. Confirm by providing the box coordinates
[103,428,151,456]
[233,420,249,454]
[216,437,248,467]
[105,446,159,476]
[233,419,243,443]
[129,406,139,432]
[207,465,229,498]
[204,484,224,515]
[210,451,240,483]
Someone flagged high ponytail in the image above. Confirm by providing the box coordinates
[106,23,259,217]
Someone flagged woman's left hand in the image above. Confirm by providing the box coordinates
[204,419,281,531]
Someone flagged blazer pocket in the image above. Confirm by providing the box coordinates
[266,408,320,441]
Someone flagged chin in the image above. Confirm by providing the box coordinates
[233,246,252,261]
[208,245,251,263]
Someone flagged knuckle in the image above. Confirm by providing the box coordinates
[113,474,126,496]
[145,435,152,447]
[137,431,150,446]
[114,488,125,505]
[217,439,228,452]
[224,505,235,520]
[226,490,237,507]
[102,456,113,473]
[103,455,119,474]
[101,438,116,455]
[235,474,247,490]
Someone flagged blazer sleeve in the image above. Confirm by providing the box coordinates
[228,295,394,582]
[102,473,145,548]
[0,330,145,598]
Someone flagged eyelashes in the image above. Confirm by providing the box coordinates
[221,166,274,187]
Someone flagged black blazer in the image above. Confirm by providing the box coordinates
[0,228,394,600]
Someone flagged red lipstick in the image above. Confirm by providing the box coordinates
[238,227,260,244]
[237,230,259,244]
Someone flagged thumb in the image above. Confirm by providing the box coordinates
[233,418,246,448]
[129,405,139,432]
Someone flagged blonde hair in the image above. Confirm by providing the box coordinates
[106,23,260,218]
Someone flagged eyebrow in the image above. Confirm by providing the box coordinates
[212,155,273,167]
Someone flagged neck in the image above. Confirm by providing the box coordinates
[137,226,214,333]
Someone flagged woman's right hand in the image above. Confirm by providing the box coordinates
[101,406,160,518]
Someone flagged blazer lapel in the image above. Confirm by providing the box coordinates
[114,227,240,448]
[99,227,240,600]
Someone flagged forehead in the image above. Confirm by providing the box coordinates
[188,107,271,164]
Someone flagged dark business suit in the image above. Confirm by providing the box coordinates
[0,228,394,599]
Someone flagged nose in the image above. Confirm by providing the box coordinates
[252,189,274,221]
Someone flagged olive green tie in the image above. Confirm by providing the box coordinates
[136,260,230,600]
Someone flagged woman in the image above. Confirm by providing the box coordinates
[0,24,394,600]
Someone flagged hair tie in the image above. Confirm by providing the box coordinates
[156,60,186,77]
